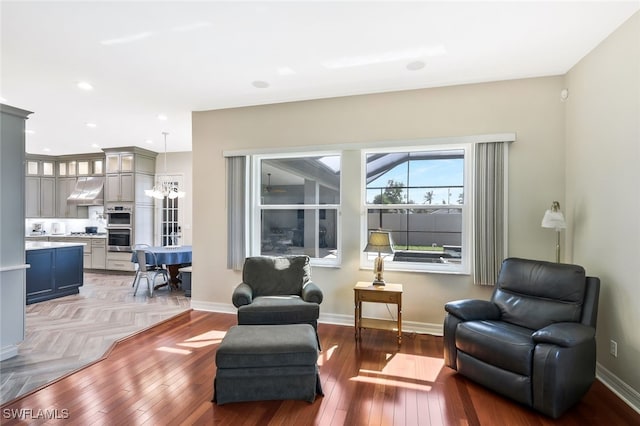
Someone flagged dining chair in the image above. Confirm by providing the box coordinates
[133,248,169,297]
[131,243,152,287]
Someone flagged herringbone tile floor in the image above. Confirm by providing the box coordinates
[0,271,190,405]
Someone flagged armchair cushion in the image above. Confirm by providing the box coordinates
[493,258,587,330]
[302,282,323,304]
[445,299,501,321]
[232,282,253,307]
[456,320,535,376]
[242,255,310,298]
[532,322,596,347]
[237,296,319,325]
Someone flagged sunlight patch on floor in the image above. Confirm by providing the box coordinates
[177,329,227,348]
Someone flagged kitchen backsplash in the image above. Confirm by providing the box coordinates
[26,206,106,235]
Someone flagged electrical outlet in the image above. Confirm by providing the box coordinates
[610,340,618,357]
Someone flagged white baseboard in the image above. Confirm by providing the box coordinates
[190,300,236,314]
[596,362,640,414]
[190,302,444,336]
[0,344,18,361]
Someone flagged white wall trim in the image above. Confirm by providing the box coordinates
[0,264,30,272]
[190,300,237,314]
[0,344,18,361]
[191,302,444,336]
[596,362,640,414]
[223,132,516,157]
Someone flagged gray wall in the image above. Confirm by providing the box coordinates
[565,11,640,399]
[192,75,566,325]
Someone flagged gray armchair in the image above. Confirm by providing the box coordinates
[232,255,323,345]
[444,257,600,418]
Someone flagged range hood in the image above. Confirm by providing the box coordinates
[67,176,104,206]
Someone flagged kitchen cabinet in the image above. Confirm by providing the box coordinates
[26,159,54,177]
[91,239,106,269]
[25,244,84,304]
[58,155,105,177]
[106,251,136,271]
[25,176,55,218]
[106,153,134,173]
[56,177,79,218]
[106,173,134,202]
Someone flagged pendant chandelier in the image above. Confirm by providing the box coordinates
[145,132,185,200]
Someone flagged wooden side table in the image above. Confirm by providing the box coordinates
[354,281,403,345]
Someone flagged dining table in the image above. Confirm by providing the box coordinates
[131,245,192,290]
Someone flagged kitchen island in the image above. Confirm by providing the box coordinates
[25,241,84,304]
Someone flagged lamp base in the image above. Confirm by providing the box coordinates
[372,279,386,286]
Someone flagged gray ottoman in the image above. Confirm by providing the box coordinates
[213,324,323,405]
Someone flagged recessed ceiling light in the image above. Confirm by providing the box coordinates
[252,80,270,89]
[43,148,51,152]
[145,139,153,144]
[77,81,93,91]
[85,122,97,128]
[406,60,426,71]
[0,96,7,103]
[157,114,168,121]
[25,129,35,134]
[91,143,100,148]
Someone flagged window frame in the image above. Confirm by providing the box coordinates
[361,143,473,275]
[250,151,342,267]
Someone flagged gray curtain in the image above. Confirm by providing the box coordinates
[474,142,506,285]
[226,156,246,270]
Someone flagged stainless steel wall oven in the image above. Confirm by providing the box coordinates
[106,204,132,227]
[107,228,131,252]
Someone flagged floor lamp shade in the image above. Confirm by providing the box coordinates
[541,201,566,262]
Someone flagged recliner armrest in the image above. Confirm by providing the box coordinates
[532,322,595,347]
[444,299,501,321]
[232,282,253,307]
[302,281,323,304]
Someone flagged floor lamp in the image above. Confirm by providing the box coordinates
[541,201,566,263]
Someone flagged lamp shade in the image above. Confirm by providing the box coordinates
[364,231,394,254]
[541,210,566,229]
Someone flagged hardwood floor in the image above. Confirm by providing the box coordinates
[1,311,639,425]
[0,271,190,405]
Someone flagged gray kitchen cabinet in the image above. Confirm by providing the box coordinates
[105,173,134,202]
[56,177,78,218]
[25,176,55,218]
[91,239,106,269]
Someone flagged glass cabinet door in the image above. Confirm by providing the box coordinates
[93,159,103,175]
[42,161,54,176]
[26,160,39,175]
[78,161,90,175]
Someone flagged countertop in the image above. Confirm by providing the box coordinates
[26,233,107,239]
[26,241,87,251]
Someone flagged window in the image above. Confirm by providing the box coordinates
[251,153,341,266]
[158,176,183,246]
[363,146,470,273]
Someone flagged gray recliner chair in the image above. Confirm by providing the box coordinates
[232,255,323,346]
[444,257,600,418]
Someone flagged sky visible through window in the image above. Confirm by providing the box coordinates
[368,157,464,205]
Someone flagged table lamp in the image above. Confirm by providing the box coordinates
[364,230,394,286]
[541,201,566,263]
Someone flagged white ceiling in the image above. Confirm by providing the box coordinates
[2,1,638,156]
